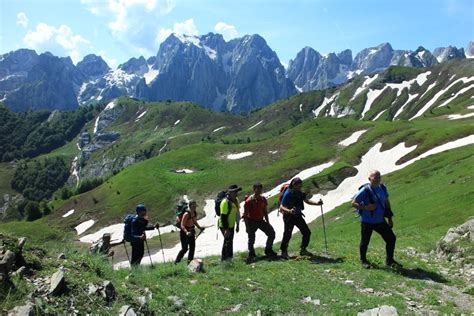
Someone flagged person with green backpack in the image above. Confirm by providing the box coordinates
[175,200,204,264]
[219,185,241,261]
[352,170,402,269]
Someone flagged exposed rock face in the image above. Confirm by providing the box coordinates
[76,54,110,80]
[433,46,466,63]
[464,41,474,58]
[398,47,438,68]
[352,43,397,73]
[435,217,474,259]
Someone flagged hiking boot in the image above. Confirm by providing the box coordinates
[246,256,256,264]
[280,251,289,259]
[386,259,403,268]
[299,248,313,256]
[361,261,371,269]
[265,249,278,257]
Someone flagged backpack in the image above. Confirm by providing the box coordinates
[357,184,392,218]
[123,214,136,242]
[175,202,189,228]
[214,191,228,216]
[277,184,290,215]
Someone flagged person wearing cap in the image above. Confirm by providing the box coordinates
[219,184,241,261]
[279,177,323,258]
[131,204,159,265]
[243,183,277,263]
[175,200,204,264]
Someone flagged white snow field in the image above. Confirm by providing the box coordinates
[248,120,263,130]
[175,169,194,174]
[113,134,474,268]
[62,209,75,218]
[226,152,253,160]
[338,130,368,147]
[75,219,95,235]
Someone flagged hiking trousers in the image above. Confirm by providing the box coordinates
[246,220,275,256]
[280,213,311,252]
[175,229,196,263]
[360,221,396,263]
[220,228,235,261]
[131,240,144,265]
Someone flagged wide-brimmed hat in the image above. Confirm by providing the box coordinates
[228,184,242,192]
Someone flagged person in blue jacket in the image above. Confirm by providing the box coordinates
[352,170,402,269]
[131,204,159,266]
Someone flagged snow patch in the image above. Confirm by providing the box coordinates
[248,120,263,130]
[313,93,339,117]
[351,74,379,101]
[226,152,253,160]
[393,93,419,120]
[467,105,474,109]
[338,130,368,147]
[175,169,194,174]
[135,111,147,122]
[361,88,387,119]
[212,126,226,133]
[268,150,278,154]
[299,103,303,112]
[372,110,387,121]
[438,83,474,108]
[75,220,95,235]
[143,65,159,84]
[410,77,474,120]
[174,119,181,126]
[62,209,75,218]
[447,113,474,120]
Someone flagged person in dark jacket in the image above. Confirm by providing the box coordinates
[131,204,159,266]
[279,177,323,259]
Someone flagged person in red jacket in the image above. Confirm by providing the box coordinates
[243,183,277,263]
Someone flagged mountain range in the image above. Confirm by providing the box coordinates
[0,33,472,112]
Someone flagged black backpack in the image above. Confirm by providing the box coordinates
[123,214,136,242]
[214,191,228,216]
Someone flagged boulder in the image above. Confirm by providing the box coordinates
[11,266,26,278]
[118,305,136,316]
[57,253,66,260]
[357,305,398,316]
[168,295,184,307]
[49,269,66,295]
[17,238,27,251]
[187,259,204,273]
[8,302,36,316]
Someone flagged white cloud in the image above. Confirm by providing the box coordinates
[156,18,199,43]
[16,12,29,28]
[81,0,176,55]
[23,23,91,64]
[214,22,238,41]
[97,50,118,69]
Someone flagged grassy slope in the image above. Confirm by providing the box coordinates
[0,163,15,198]
[1,144,473,314]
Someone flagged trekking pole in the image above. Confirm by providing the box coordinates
[144,239,154,268]
[156,225,166,263]
[195,228,206,240]
[320,204,328,254]
[123,240,131,264]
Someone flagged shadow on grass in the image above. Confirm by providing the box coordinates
[393,267,449,283]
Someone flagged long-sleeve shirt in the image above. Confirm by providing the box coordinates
[131,216,155,242]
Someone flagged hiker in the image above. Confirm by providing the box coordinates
[90,233,122,257]
[243,183,277,263]
[175,200,204,264]
[130,204,159,266]
[219,184,241,261]
[279,177,323,258]
[352,170,401,269]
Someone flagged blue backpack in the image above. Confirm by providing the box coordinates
[357,184,392,218]
[123,214,136,242]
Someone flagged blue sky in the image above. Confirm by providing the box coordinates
[1,0,473,68]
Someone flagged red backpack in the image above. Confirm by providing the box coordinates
[277,183,290,215]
